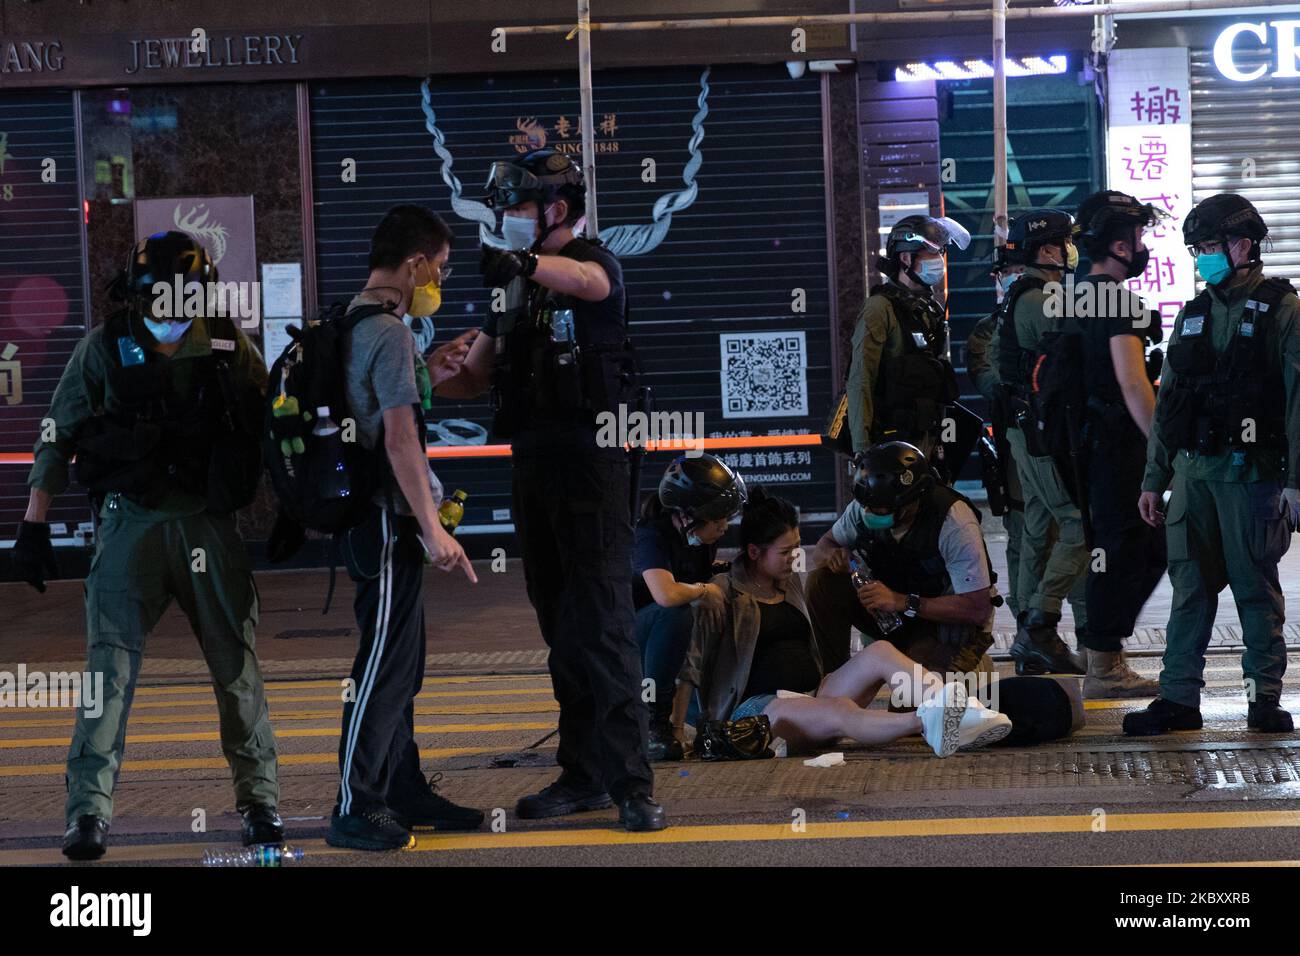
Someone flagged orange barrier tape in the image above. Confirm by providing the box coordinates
[0,433,827,465]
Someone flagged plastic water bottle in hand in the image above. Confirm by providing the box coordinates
[849,554,903,635]
[202,845,304,867]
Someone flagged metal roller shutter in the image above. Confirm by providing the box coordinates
[309,64,835,549]
[0,89,90,549]
[1189,46,1300,286]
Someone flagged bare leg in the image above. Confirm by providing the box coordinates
[817,639,943,709]
[763,696,921,751]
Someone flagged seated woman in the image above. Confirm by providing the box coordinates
[672,488,1012,757]
[635,454,745,761]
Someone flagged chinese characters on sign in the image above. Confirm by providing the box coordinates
[1107,49,1195,338]
[510,114,621,154]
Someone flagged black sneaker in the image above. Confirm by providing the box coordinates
[1247,699,1295,733]
[618,794,668,832]
[62,815,109,861]
[326,809,415,851]
[1122,697,1203,736]
[515,776,613,819]
[393,774,485,832]
[240,804,285,846]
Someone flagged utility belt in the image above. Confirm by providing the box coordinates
[1156,385,1286,459]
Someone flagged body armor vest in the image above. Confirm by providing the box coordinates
[870,283,958,441]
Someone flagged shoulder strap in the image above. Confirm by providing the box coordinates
[1251,276,1297,310]
[337,302,394,333]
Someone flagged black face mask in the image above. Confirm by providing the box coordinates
[1113,245,1149,280]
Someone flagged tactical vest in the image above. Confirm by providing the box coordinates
[861,484,982,599]
[73,311,262,512]
[870,283,959,440]
[1157,277,1294,460]
[490,238,638,439]
[995,274,1048,397]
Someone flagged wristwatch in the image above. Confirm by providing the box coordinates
[904,593,921,619]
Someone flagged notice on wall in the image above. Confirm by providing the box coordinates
[261,263,303,318]
[1106,48,1194,339]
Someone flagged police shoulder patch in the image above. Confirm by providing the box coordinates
[210,338,236,352]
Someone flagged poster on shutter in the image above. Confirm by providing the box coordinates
[133,196,259,330]
[720,331,808,420]
[1106,49,1194,340]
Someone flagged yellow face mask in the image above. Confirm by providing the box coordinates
[408,257,442,318]
[1065,242,1080,271]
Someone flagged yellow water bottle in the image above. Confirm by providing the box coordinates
[438,490,468,534]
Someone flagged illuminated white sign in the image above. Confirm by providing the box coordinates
[1213,20,1300,81]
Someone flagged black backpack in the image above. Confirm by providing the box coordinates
[263,301,391,536]
[1028,313,1087,461]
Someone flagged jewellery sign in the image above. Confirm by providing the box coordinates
[1105,47,1195,341]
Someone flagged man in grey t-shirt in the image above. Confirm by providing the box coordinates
[807,442,997,677]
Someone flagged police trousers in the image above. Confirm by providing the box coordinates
[1160,474,1289,707]
[512,450,653,802]
[67,497,278,824]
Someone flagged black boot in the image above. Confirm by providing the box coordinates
[618,794,668,832]
[1248,699,1295,733]
[62,815,109,861]
[240,804,285,846]
[1009,609,1085,676]
[1122,697,1203,736]
[515,776,613,819]
[646,703,684,762]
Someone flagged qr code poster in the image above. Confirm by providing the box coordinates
[720,332,808,420]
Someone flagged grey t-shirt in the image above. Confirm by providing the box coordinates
[343,291,441,515]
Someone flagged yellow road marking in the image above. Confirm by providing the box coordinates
[0,745,528,777]
[5,810,1300,865]
[0,701,560,729]
[0,722,556,749]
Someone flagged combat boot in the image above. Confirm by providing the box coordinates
[1083,649,1159,699]
[1009,609,1085,676]
[1247,698,1295,733]
[646,702,684,762]
[1122,697,1203,736]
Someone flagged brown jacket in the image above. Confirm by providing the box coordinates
[677,561,823,722]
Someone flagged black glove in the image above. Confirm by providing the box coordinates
[12,520,59,593]
[479,243,537,288]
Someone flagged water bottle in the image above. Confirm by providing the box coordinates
[438,489,468,534]
[848,555,903,635]
[201,845,304,867]
[310,406,350,501]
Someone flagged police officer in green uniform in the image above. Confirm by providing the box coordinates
[10,232,280,859]
[436,149,665,831]
[998,209,1088,675]
[1126,194,1300,736]
[844,215,971,477]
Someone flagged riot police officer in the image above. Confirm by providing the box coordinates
[1072,190,1166,698]
[807,442,997,678]
[436,148,665,830]
[844,215,971,476]
[998,209,1089,675]
[10,232,281,859]
[1126,194,1300,735]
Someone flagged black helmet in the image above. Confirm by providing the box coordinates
[851,442,934,513]
[1076,190,1162,247]
[1183,193,1268,248]
[659,454,747,524]
[483,148,585,211]
[119,230,218,300]
[1006,209,1073,263]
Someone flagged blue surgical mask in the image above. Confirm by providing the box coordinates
[998,272,1020,295]
[687,533,704,547]
[864,511,895,530]
[1196,252,1232,285]
[143,317,192,344]
[915,259,946,287]
[501,214,538,251]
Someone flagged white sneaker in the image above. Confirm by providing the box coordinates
[956,695,1012,751]
[918,682,967,757]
